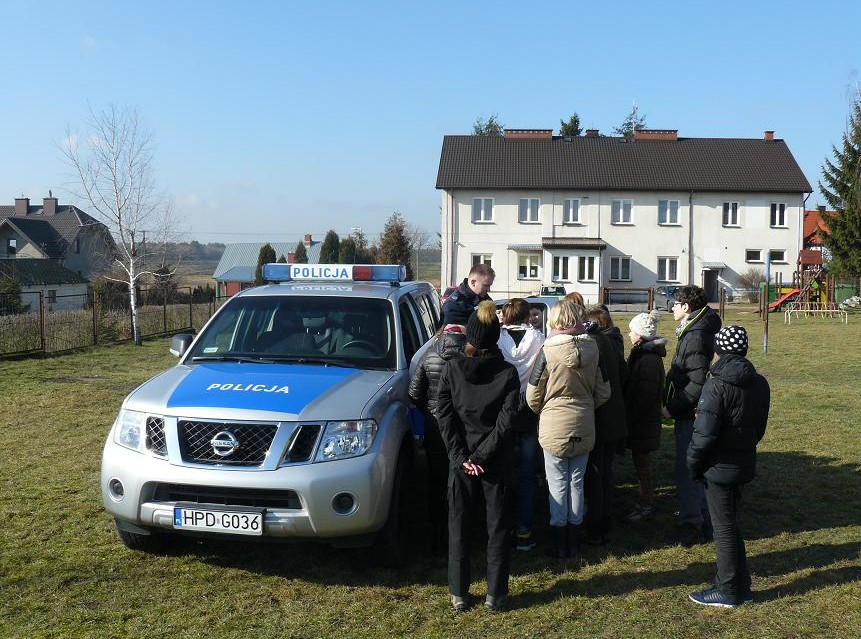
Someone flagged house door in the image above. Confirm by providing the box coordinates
[702,270,719,302]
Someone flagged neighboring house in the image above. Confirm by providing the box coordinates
[803,207,832,249]
[0,195,115,280]
[212,235,321,297]
[436,128,812,303]
[0,259,89,311]
[0,195,116,310]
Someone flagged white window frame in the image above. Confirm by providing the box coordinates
[552,256,571,282]
[657,257,679,282]
[768,249,787,264]
[6,238,16,254]
[519,198,540,224]
[472,198,493,223]
[578,256,596,282]
[563,198,581,224]
[770,202,787,228]
[610,256,632,282]
[745,249,763,263]
[722,202,740,227]
[611,199,633,225]
[658,199,680,225]
[471,254,493,268]
[518,253,541,280]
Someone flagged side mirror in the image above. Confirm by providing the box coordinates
[170,333,194,357]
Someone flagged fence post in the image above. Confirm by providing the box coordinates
[163,286,168,335]
[91,288,98,345]
[39,290,47,353]
[188,287,193,331]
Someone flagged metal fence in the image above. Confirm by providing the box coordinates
[0,286,220,358]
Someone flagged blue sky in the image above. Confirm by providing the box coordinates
[2,0,858,244]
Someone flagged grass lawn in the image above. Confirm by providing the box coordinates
[1,309,859,638]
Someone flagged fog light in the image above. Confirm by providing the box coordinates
[332,492,356,515]
[108,478,125,501]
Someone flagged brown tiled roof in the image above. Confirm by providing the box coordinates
[436,135,812,193]
[803,209,832,244]
[0,258,89,286]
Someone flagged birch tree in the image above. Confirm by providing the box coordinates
[62,105,177,345]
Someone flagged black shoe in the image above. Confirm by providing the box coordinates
[688,586,742,608]
[710,577,753,603]
[544,525,569,559]
[484,594,508,612]
[668,523,702,547]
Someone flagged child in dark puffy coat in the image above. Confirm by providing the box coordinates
[687,326,770,608]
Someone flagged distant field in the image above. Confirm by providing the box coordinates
[2,310,858,638]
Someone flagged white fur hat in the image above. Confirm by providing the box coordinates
[629,310,660,339]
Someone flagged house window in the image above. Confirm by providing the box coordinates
[472,253,493,267]
[563,199,581,224]
[74,238,81,253]
[770,203,787,227]
[611,200,633,224]
[552,256,570,281]
[6,238,16,254]
[610,256,631,281]
[769,249,787,263]
[578,256,596,282]
[658,200,679,225]
[658,257,679,282]
[722,202,740,226]
[518,253,541,279]
[472,198,493,223]
[745,249,763,263]
[47,290,57,304]
[519,198,540,223]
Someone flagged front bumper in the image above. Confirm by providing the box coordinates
[101,440,395,539]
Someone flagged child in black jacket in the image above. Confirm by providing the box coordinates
[687,326,770,608]
[436,300,520,612]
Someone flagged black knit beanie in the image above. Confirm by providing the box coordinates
[466,300,501,350]
[715,325,749,356]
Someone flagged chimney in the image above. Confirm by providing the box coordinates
[287,252,296,263]
[503,129,553,139]
[585,129,599,138]
[633,129,678,141]
[43,193,58,215]
[304,234,312,246]
[14,197,30,215]
[764,130,774,141]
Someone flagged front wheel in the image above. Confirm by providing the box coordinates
[115,519,169,554]
[373,442,413,567]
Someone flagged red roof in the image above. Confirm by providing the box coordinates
[803,210,832,245]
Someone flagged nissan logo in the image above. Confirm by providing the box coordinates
[210,430,240,457]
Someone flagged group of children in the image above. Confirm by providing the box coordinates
[410,265,770,611]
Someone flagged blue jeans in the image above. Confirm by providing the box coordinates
[674,418,708,527]
[515,431,540,533]
[543,451,589,526]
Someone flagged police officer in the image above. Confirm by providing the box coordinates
[442,263,495,322]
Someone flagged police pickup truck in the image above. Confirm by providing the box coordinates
[101,263,440,564]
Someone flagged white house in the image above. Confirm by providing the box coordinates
[436,128,812,303]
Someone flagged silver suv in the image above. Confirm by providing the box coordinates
[101,264,439,564]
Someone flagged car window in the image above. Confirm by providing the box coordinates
[398,299,422,364]
[187,296,397,369]
[409,292,437,340]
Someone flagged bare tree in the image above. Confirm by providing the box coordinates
[62,105,178,345]
[406,223,431,280]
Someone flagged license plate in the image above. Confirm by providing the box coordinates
[173,507,263,536]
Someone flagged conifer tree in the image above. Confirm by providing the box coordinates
[254,243,276,285]
[318,230,340,264]
[377,212,414,280]
[294,242,308,264]
[820,92,861,276]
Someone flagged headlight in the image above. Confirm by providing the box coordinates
[113,409,147,453]
[315,419,378,462]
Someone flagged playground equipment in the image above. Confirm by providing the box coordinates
[762,250,848,323]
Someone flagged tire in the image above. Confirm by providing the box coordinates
[373,441,413,568]
[115,519,168,554]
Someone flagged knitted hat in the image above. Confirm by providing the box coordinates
[466,300,501,350]
[629,310,660,339]
[715,325,748,356]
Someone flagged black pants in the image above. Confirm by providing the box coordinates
[584,437,621,535]
[447,465,513,599]
[423,418,449,532]
[705,481,751,599]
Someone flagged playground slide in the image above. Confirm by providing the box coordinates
[768,288,800,311]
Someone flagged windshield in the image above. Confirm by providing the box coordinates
[187,295,397,369]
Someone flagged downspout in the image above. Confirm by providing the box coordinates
[688,190,695,284]
[801,191,811,254]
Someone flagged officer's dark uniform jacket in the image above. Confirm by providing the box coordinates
[441,278,490,323]
[687,354,770,485]
[408,331,466,418]
[664,306,722,420]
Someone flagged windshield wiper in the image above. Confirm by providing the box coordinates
[190,355,276,364]
[263,355,360,368]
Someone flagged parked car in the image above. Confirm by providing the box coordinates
[538,285,567,298]
[495,295,559,336]
[654,285,678,311]
[100,263,440,565]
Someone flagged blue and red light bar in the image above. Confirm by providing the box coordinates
[262,263,406,283]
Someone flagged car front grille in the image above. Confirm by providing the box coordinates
[284,424,322,463]
[178,420,278,466]
[153,483,301,509]
[146,417,167,457]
